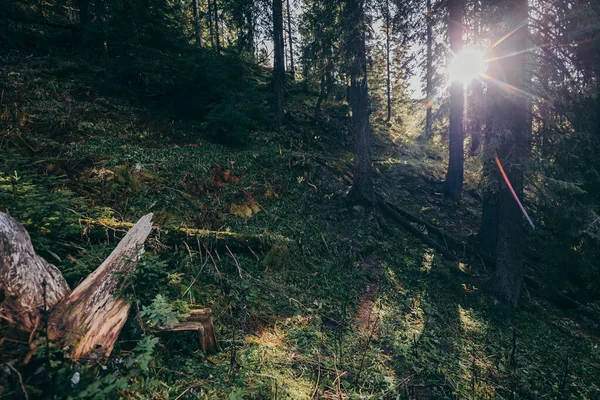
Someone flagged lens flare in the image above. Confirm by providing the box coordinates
[447,48,486,84]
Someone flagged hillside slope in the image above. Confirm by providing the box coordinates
[1,46,599,399]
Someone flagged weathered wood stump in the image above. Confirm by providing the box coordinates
[0,212,70,331]
[0,211,219,360]
[151,309,218,354]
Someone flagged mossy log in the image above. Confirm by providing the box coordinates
[80,218,294,254]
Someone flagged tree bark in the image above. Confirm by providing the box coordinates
[285,0,295,80]
[0,212,70,332]
[346,0,375,205]
[469,81,483,155]
[487,0,530,307]
[424,0,434,139]
[444,0,465,202]
[273,0,286,126]
[192,0,203,47]
[151,309,218,354]
[208,0,215,47]
[214,0,221,51]
[384,0,392,122]
[478,162,499,255]
[468,0,482,156]
[48,213,153,359]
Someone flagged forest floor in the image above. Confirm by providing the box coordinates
[1,46,600,399]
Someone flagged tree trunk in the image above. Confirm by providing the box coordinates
[208,0,215,47]
[78,0,90,26]
[424,0,434,139]
[214,0,220,51]
[539,9,552,159]
[444,0,465,201]
[273,0,286,126]
[385,0,392,122]
[245,5,255,57]
[469,80,483,155]
[488,0,530,307]
[325,58,335,98]
[192,0,203,47]
[479,147,499,255]
[469,0,482,156]
[286,0,295,80]
[315,73,326,116]
[346,0,375,205]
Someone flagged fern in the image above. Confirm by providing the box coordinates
[140,294,186,329]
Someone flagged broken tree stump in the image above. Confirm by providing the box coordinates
[48,213,153,359]
[0,211,153,359]
[0,212,70,331]
[1,211,220,360]
[150,308,218,354]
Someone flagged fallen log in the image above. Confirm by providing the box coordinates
[379,201,459,262]
[80,217,295,254]
[377,194,496,266]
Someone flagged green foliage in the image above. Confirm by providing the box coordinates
[141,294,186,329]
[60,244,113,287]
[76,336,160,399]
[0,152,83,260]
[129,255,170,305]
[262,243,298,270]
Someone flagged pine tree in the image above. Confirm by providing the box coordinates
[346,0,374,205]
[424,0,434,138]
[443,0,465,201]
[273,0,286,125]
[192,0,203,47]
[286,0,295,79]
[482,0,530,306]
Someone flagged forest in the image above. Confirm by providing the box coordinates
[0,0,599,398]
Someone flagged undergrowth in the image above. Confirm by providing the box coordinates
[0,44,599,399]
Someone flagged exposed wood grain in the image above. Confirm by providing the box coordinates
[48,213,153,359]
[0,212,70,331]
[150,308,218,354]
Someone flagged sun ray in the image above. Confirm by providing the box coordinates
[485,46,539,63]
[480,74,540,101]
[492,18,528,48]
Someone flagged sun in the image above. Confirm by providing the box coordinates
[447,48,486,84]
